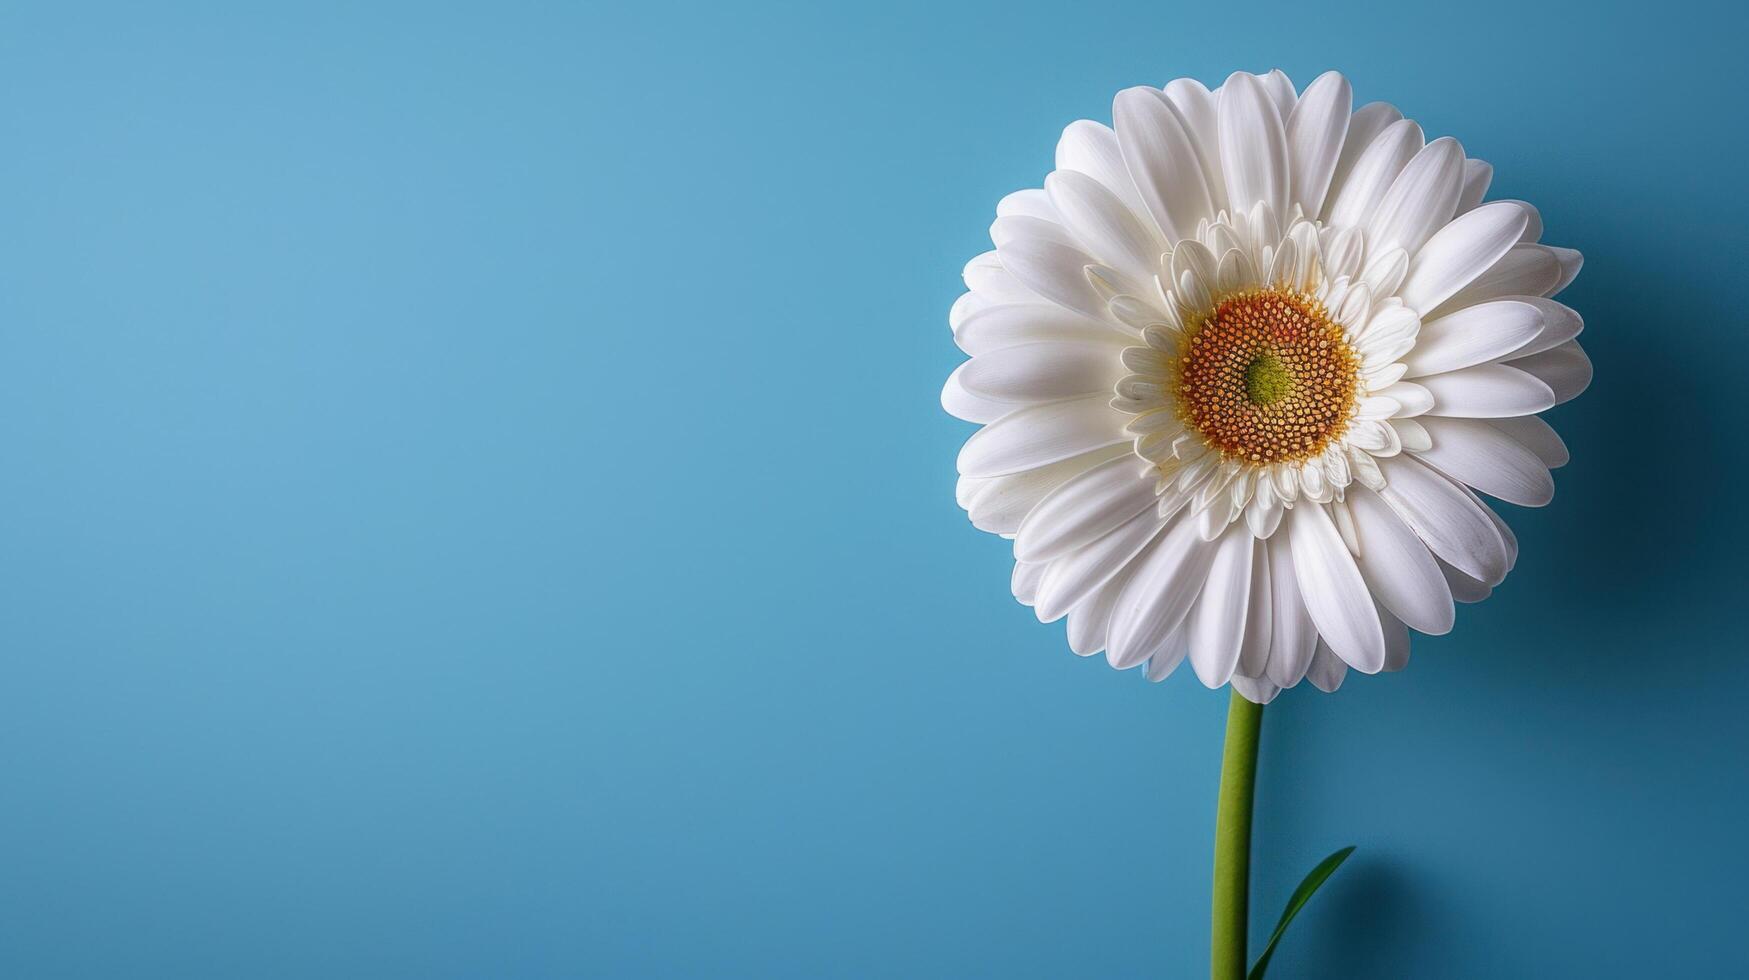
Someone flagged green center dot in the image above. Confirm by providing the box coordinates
[1244,352,1292,406]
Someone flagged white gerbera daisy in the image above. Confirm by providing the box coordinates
[944,70,1587,703]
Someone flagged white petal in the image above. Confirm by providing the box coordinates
[1486,415,1570,469]
[1399,202,1532,314]
[1346,419,1401,455]
[1264,531,1317,687]
[1473,487,1519,571]
[942,363,1010,423]
[1359,248,1409,298]
[1507,298,1583,359]
[1288,503,1386,673]
[1345,485,1454,634]
[1065,565,1134,656]
[1117,300,1180,337]
[1046,169,1164,284]
[1365,136,1465,257]
[1114,87,1213,242]
[1285,71,1352,218]
[1142,625,1188,680]
[956,474,986,510]
[995,236,1109,320]
[1170,239,1217,312]
[963,250,1039,303]
[1186,528,1254,687]
[1415,416,1554,506]
[1432,244,1563,314]
[1375,381,1433,417]
[1403,299,1545,377]
[1306,641,1348,692]
[1129,414,1185,450]
[1245,472,1285,538]
[1337,281,1375,331]
[949,291,988,333]
[1298,456,1330,502]
[963,446,1131,535]
[1013,560,1046,605]
[1377,454,1509,585]
[1015,454,1157,562]
[957,395,1129,477]
[1355,303,1418,349]
[1055,120,1148,218]
[1355,314,1417,366]
[1162,78,1226,211]
[1267,236,1300,289]
[1034,506,1167,622]
[1284,221,1320,290]
[1107,515,1221,669]
[1195,494,1231,540]
[1214,247,1254,294]
[1217,71,1290,220]
[1325,446,1353,492]
[996,188,1058,222]
[1114,377,1171,416]
[991,213,1078,250]
[1455,158,1492,214]
[1406,203,1546,313]
[1506,341,1591,404]
[1364,361,1409,390]
[1379,608,1411,672]
[1439,556,1492,603]
[1500,199,1543,243]
[1325,119,1423,231]
[1230,674,1282,704]
[1323,102,1403,220]
[1348,445,1385,490]
[1420,363,1556,418]
[1322,228,1364,281]
[1238,539,1273,677]
[1065,582,1117,655]
[954,303,1129,356]
[1391,418,1432,452]
[1122,345,1174,379]
[1547,246,1583,296]
[1258,69,1297,121]
[958,341,1123,403]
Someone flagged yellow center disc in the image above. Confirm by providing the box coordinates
[1175,288,1360,464]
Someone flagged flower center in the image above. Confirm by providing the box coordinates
[1243,352,1292,406]
[1175,288,1359,464]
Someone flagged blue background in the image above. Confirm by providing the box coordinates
[0,0,1743,976]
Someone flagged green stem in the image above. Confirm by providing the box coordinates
[1211,688,1265,980]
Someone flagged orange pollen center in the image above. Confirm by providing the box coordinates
[1175,288,1359,464]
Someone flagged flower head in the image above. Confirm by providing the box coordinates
[944,70,1587,702]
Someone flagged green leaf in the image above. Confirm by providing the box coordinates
[1246,846,1356,980]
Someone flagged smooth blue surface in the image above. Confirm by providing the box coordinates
[0,1,1744,976]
